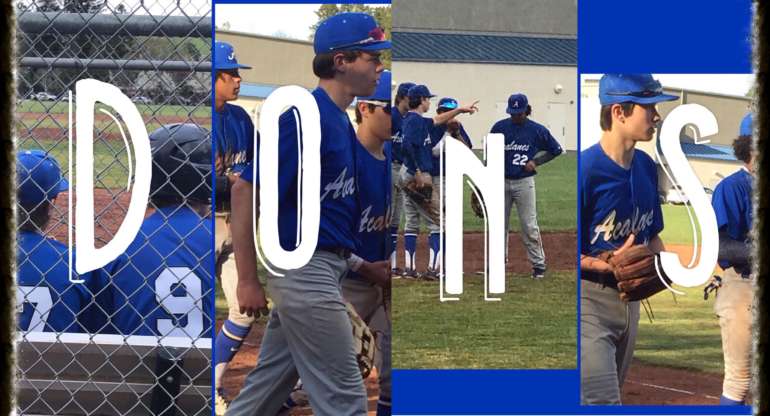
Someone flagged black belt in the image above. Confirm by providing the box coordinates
[319,247,352,259]
[581,271,618,290]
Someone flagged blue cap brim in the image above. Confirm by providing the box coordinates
[216,63,252,70]
[354,40,392,51]
[601,93,679,106]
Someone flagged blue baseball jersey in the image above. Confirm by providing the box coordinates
[401,111,435,174]
[490,118,563,179]
[581,144,664,256]
[241,87,359,252]
[711,168,753,269]
[16,231,101,333]
[101,206,213,337]
[391,107,406,163]
[348,140,392,282]
[429,123,472,177]
[215,103,254,175]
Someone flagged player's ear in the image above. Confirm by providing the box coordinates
[611,103,626,124]
[332,52,348,73]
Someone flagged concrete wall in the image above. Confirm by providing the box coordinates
[216,30,317,89]
[393,0,576,37]
[393,61,577,150]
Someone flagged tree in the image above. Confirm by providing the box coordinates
[310,4,391,69]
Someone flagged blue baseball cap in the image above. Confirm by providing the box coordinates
[358,70,391,102]
[407,84,435,99]
[739,112,752,136]
[437,97,458,110]
[314,12,391,54]
[506,93,528,114]
[599,74,679,105]
[396,82,416,98]
[17,149,69,205]
[214,41,252,71]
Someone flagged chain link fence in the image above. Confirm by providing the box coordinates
[15,0,212,414]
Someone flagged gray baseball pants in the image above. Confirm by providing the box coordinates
[504,176,545,270]
[400,166,439,234]
[341,278,391,404]
[580,279,640,405]
[225,251,367,416]
[715,267,754,402]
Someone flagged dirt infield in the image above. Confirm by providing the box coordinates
[216,321,382,415]
[393,231,577,273]
[48,189,132,247]
[623,359,722,405]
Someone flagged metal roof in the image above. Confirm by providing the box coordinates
[392,31,577,66]
[680,142,737,161]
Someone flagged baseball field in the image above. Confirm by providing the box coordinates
[392,152,578,369]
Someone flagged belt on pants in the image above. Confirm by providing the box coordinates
[318,246,352,259]
[581,271,618,290]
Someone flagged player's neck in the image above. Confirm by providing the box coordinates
[215,97,226,113]
[318,80,355,111]
[357,127,386,160]
[599,130,636,169]
[397,102,409,114]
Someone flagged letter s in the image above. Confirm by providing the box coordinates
[657,104,719,287]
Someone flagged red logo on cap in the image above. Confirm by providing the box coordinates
[368,27,385,41]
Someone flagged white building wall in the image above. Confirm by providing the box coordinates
[393,61,577,151]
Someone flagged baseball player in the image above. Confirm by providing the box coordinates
[346,70,393,416]
[580,74,677,404]
[389,81,415,277]
[100,123,213,339]
[422,97,473,276]
[212,40,257,413]
[15,150,103,333]
[226,12,390,416]
[490,93,563,279]
[710,112,754,405]
[400,85,478,279]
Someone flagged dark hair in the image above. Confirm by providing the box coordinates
[733,135,752,164]
[395,92,408,105]
[355,103,379,124]
[600,103,635,131]
[408,96,423,110]
[18,200,52,233]
[312,50,362,79]
[436,107,450,115]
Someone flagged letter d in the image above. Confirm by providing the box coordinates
[75,79,152,274]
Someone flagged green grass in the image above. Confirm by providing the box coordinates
[17,138,132,189]
[633,285,723,373]
[659,204,699,245]
[392,271,576,369]
[18,99,210,118]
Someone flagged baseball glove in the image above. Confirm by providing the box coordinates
[470,193,484,218]
[401,179,440,224]
[345,301,376,379]
[605,245,672,302]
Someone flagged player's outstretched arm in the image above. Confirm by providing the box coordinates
[433,100,480,125]
[231,177,268,317]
